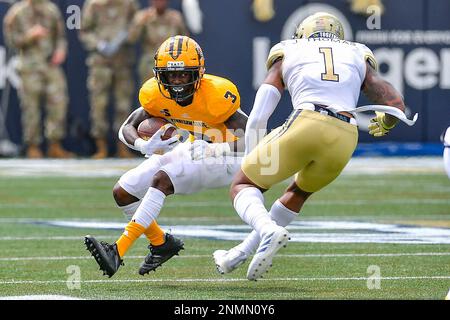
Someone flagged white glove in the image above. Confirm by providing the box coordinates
[134,125,180,156]
[189,140,231,160]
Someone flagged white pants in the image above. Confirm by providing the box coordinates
[118,142,242,198]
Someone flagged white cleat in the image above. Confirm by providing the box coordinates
[213,249,248,275]
[246,226,290,281]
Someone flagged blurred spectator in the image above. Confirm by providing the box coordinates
[3,0,74,159]
[349,0,385,16]
[181,0,203,34]
[441,126,450,179]
[128,0,189,84]
[79,0,139,159]
[253,0,275,22]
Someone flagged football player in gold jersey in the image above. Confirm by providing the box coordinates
[84,36,248,277]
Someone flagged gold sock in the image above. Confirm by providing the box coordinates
[116,221,146,257]
[143,220,166,246]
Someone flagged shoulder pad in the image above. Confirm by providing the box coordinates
[203,75,240,123]
[356,43,378,71]
[266,42,284,70]
[138,78,159,107]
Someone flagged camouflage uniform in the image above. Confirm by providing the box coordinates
[79,0,139,158]
[3,0,73,158]
[128,4,188,84]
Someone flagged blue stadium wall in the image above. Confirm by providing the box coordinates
[0,0,449,156]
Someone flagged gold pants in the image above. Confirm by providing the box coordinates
[242,109,358,192]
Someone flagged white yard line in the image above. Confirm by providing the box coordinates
[0,275,449,285]
[1,214,449,224]
[2,219,450,244]
[1,252,449,262]
[0,157,445,177]
[0,199,447,210]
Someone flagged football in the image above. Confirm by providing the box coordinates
[137,117,177,141]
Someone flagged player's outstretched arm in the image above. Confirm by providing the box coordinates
[362,62,406,135]
[244,59,284,154]
[263,59,285,91]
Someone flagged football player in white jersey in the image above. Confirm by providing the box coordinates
[213,12,407,280]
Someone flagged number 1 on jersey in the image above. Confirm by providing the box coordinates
[319,47,339,82]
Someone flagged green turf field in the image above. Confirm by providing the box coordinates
[0,163,449,300]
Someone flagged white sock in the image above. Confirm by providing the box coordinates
[233,187,276,237]
[234,200,298,255]
[119,200,142,221]
[270,200,298,226]
[132,188,166,228]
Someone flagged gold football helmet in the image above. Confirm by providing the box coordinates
[154,35,205,102]
[294,12,344,40]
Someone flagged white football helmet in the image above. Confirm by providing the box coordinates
[294,12,345,40]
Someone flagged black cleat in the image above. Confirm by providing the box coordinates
[138,233,184,275]
[84,235,123,278]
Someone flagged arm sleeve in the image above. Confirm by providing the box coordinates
[118,108,144,151]
[244,83,281,155]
